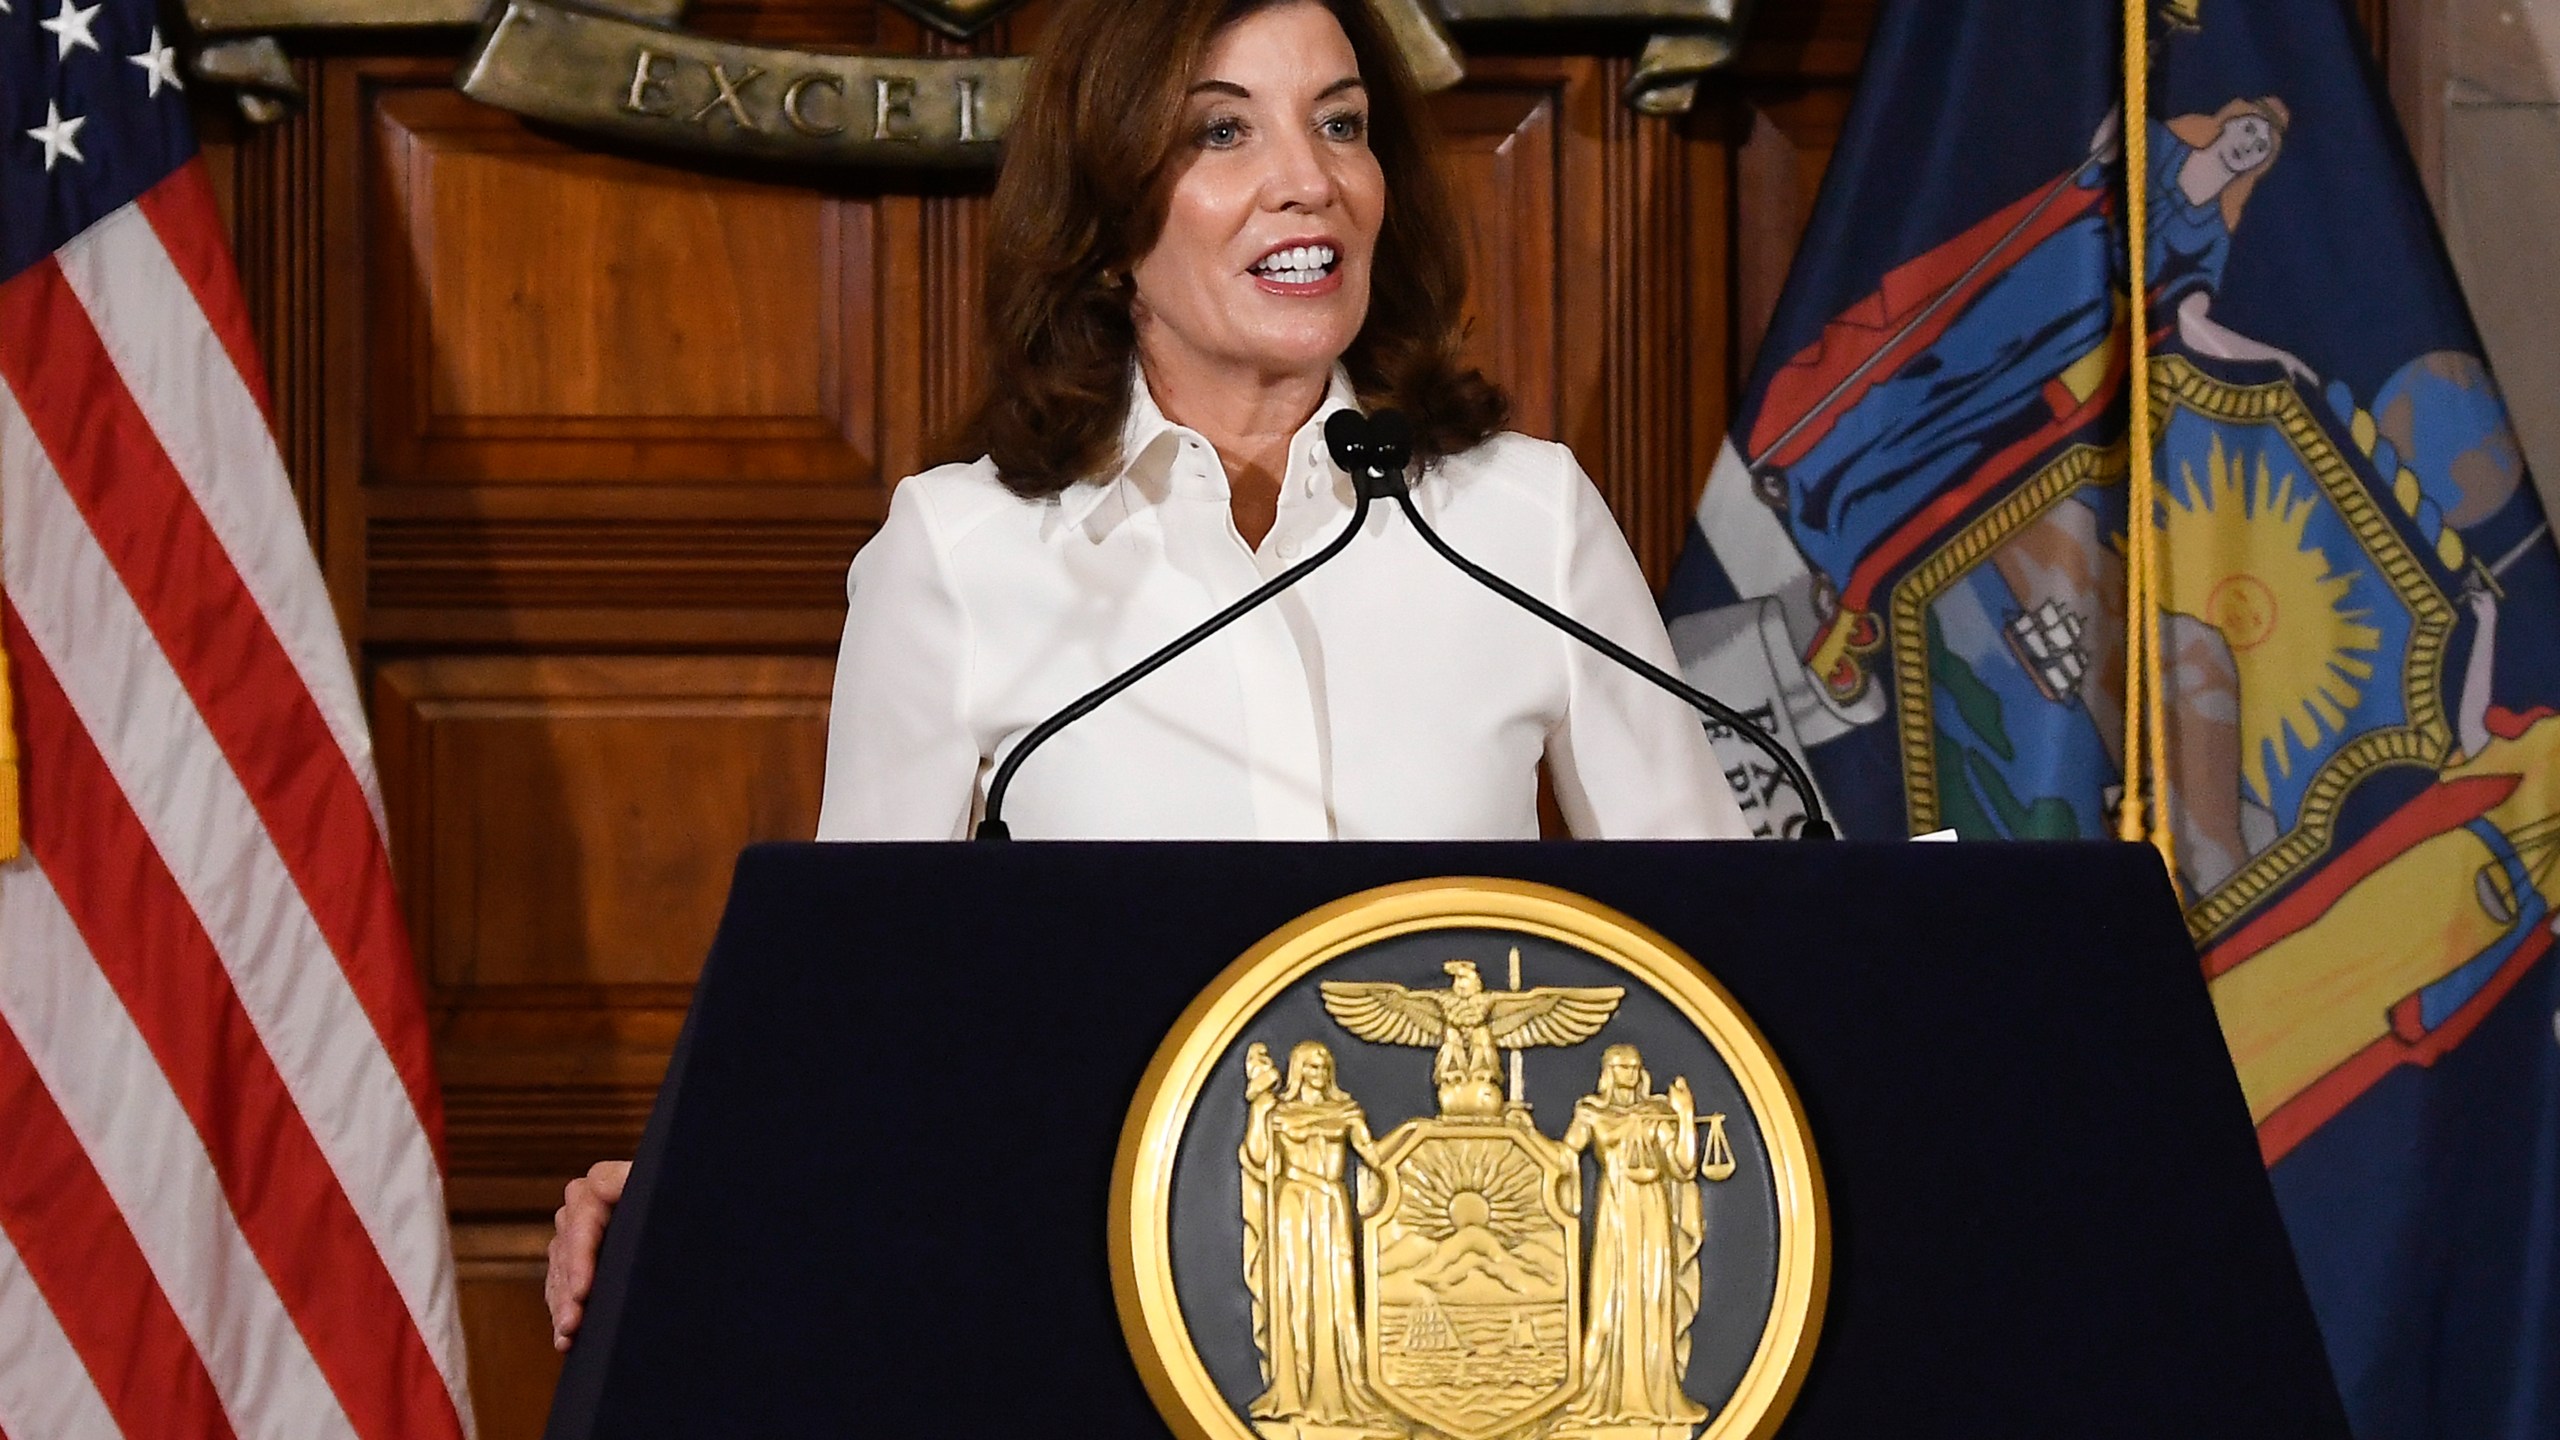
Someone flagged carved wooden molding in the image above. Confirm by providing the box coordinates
[367,515,871,613]
[444,1079,665,1178]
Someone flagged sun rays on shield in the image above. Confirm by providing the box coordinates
[1395,1139,1549,1243]
[2160,434,2385,807]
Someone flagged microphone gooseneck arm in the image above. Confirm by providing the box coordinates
[970,406,1829,840]
[1353,411,1837,841]
[973,468,1384,841]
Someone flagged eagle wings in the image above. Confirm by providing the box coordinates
[1317,981,1624,1050]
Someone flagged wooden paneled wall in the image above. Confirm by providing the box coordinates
[200,2,1872,1431]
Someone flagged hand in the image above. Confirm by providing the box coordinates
[1668,1076,1695,1115]
[2464,583,2498,627]
[2089,106,2123,164]
[546,1160,631,1351]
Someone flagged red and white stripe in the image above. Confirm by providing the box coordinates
[0,163,473,1440]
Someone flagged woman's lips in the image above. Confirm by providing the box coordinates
[1252,266,1346,297]
[1247,239,1342,296]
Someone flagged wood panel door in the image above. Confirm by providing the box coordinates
[205,4,1877,1431]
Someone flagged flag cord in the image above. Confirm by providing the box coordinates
[2117,0,2177,880]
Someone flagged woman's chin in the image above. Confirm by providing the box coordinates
[1230,325,1364,378]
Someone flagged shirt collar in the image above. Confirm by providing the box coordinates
[1057,364,1363,530]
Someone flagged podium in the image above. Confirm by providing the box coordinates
[544,841,2349,1438]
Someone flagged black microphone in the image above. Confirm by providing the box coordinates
[1337,408,1837,841]
[973,425,1397,840]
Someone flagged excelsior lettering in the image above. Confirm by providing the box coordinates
[621,47,677,117]
[687,61,766,132]
[872,75,918,141]
[782,73,846,136]
[601,50,1003,149]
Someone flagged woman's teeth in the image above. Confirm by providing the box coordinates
[1252,245,1337,284]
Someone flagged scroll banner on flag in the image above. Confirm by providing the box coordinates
[1662,0,2560,1433]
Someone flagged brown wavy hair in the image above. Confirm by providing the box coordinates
[949,0,1508,496]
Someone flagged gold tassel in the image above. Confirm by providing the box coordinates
[2116,0,2178,881]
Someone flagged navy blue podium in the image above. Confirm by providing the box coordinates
[544,840,2348,1438]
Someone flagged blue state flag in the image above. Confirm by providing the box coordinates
[1664,1,2560,1433]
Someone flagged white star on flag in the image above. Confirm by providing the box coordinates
[39,0,101,58]
[26,100,86,170]
[129,26,183,96]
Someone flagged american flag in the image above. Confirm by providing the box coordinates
[0,0,475,1435]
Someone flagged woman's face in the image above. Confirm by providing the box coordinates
[1128,1,1386,390]
[2215,114,2276,176]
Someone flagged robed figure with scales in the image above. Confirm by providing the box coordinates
[1553,1045,1725,1432]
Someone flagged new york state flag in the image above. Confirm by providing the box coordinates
[1663,0,2560,1433]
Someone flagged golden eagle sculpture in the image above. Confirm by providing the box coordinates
[1319,951,1622,1117]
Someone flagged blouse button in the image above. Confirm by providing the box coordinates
[1276,535,1303,560]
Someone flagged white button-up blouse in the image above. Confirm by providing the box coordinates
[815,370,1748,841]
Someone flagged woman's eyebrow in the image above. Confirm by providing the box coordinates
[1185,76,1368,100]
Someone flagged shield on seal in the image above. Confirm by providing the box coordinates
[1363,1120,1581,1440]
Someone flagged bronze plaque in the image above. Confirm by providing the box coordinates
[458,0,1026,167]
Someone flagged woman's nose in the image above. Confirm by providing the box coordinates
[1261,130,1339,211]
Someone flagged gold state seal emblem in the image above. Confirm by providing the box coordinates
[1114,879,1826,1440]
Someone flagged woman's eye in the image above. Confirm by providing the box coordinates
[1320,110,1368,142]
[1199,117,1245,148]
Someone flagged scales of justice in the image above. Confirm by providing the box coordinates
[1236,950,1741,1440]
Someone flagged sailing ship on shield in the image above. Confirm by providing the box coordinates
[1236,950,1740,1440]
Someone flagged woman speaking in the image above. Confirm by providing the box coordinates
[548,0,1748,1343]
